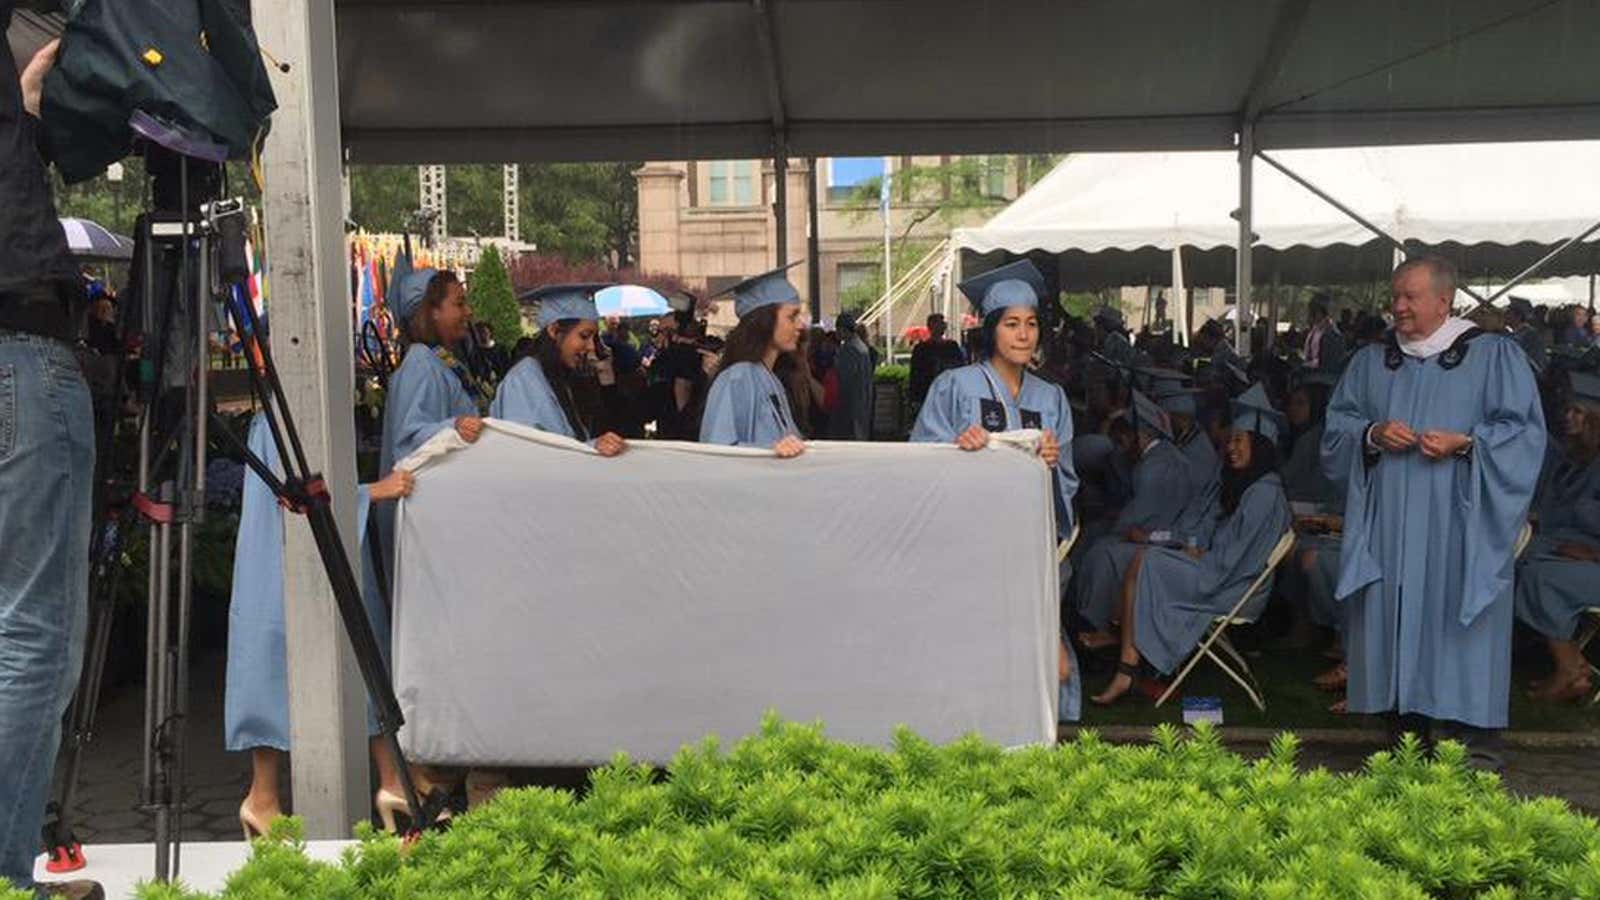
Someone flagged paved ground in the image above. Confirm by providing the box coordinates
[50,653,1600,853]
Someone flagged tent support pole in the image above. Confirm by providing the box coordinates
[807,158,821,323]
[1235,120,1253,357]
[774,145,788,266]
[1474,217,1600,311]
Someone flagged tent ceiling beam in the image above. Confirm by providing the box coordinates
[1255,149,1491,304]
[1241,0,1312,123]
[1476,218,1600,311]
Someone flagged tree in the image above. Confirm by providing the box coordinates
[520,162,639,266]
[470,246,522,342]
[348,165,418,233]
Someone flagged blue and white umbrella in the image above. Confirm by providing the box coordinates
[594,284,671,318]
[59,217,133,261]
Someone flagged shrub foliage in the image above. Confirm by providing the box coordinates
[134,718,1600,899]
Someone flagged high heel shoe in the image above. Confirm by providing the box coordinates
[375,786,453,833]
[239,801,279,840]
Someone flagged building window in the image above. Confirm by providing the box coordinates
[827,157,886,203]
[707,160,755,206]
[837,262,876,295]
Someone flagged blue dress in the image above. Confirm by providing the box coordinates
[910,361,1082,722]
[1131,473,1291,674]
[1322,333,1544,728]
[225,415,385,750]
[490,357,585,440]
[699,361,799,448]
[1074,439,1205,631]
[1514,451,1600,639]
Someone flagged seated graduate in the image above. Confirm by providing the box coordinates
[491,283,626,457]
[699,263,809,456]
[908,258,1082,721]
[1515,372,1600,702]
[1074,390,1211,643]
[1091,382,1291,705]
[1278,371,1349,700]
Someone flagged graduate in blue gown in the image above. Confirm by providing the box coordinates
[225,414,415,836]
[909,259,1082,722]
[380,258,489,475]
[491,284,627,456]
[1322,258,1544,745]
[1091,383,1291,705]
[699,263,808,457]
[1074,391,1211,634]
[1515,373,1600,702]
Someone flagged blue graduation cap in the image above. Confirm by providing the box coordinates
[1094,305,1125,329]
[712,262,804,319]
[1296,369,1339,391]
[957,260,1045,317]
[1128,389,1173,440]
[389,253,439,324]
[521,283,610,327]
[1571,372,1600,408]
[1231,382,1287,443]
[1152,386,1205,417]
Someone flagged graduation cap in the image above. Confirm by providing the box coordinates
[520,283,610,327]
[1507,296,1536,318]
[1093,305,1125,329]
[1152,386,1205,417]
[1230,382,1287,443]
[1296,369,1339,391]
[389,252,439,324]
[1132,366,1192,393]
[957,260,1045,317]
[711,262,804,319]
[1128,389,1173,440]
[1570,372,1600,410]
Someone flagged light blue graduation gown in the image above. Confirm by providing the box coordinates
[699,361,799,448]
[381,343,480,476]
[1322,334,1544,728]
[1173,429,1222,545]
[909,361,1082,721]
[1074,438,1207,630]
[1515,451,1600,639]
[1132,473,1291,674]
[225,415,385,750]
[1281,422,1341,508]
[490,356,584,440]
[910,362,1079,541]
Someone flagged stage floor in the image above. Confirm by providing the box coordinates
[32,840,354,899]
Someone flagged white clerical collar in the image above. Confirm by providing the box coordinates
[1397,317,1475,359]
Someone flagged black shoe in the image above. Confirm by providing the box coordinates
[35,880,105,900]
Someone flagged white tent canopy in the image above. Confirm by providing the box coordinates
[953,141,1600,288]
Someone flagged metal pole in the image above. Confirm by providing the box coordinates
[806,158,821,324]
[1255,150,1496,306]
[773,147,788,266]
[1235,122,1253,357]
[1478,218,1600,308]
[882,156,893,364]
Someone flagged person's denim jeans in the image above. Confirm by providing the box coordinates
[0,331,94,891]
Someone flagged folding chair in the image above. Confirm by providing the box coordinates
[1575,611,1600,706]
[1057,521,1081,565]
[1155,530,1297,712]
[1515,521,1534,559]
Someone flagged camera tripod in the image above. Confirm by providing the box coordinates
[42,151,438,883]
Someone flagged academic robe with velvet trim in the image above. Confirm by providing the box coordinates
[910,361,1082,722]
[699,361,799,448]
[1321,333,1544,728]
[225,415,386,750]
[1515,451,1600,639]
[1131,474,1291,674]
[490,356,585,441]
[911,362,1078,541]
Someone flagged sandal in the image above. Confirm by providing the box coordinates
[1090,660,1140,706]
[1529,672,1594,704]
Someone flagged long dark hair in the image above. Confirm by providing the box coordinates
[516,320,589,439]
[403,271,461,347]
[714,304,780,380]
[978,308,1007,359]
[1221,433,1279,516]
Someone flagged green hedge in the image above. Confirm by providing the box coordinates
[133,719,1600,899]
[874,364,910,385]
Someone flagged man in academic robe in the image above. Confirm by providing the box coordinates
[1321,257,1544,766]
[830,311,874,440]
